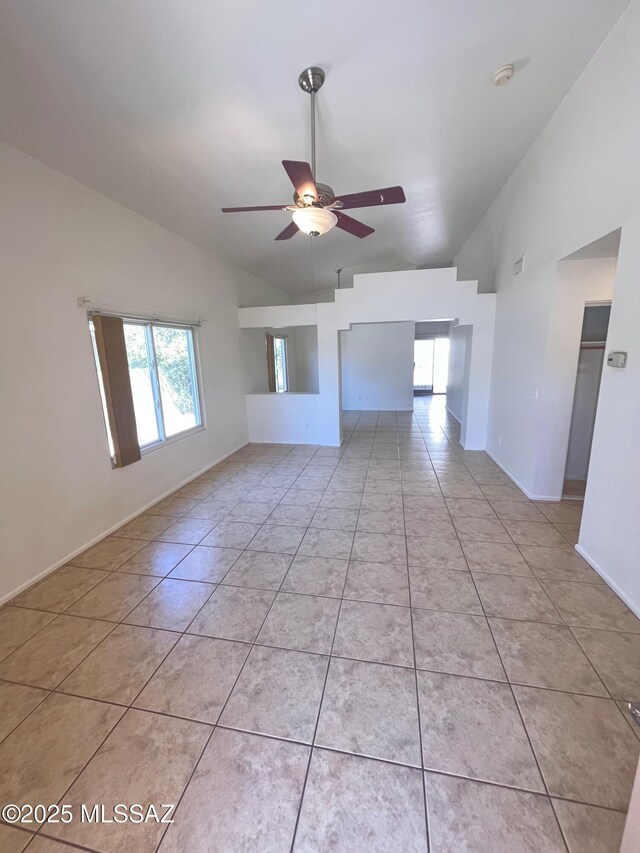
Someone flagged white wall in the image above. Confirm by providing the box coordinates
[241,269,496,449]
[0,142,288,602]
[294,326,319,394]
[454,0,640,613]
[447,325,472,423]
[341,322,415,411]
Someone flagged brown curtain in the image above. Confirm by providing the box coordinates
[92,315,141,467]
[266,333,276,392]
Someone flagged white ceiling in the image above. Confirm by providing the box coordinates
[0,0,628,295]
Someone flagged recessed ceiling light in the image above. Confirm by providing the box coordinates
[493,64,515,87]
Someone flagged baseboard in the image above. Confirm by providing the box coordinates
[484,449,561,502]
[445,406,461,424]
[1,442,249,606]
[575,544,640,619]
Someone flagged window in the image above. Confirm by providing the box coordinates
[266,333,289,392]
[90,316,203,465]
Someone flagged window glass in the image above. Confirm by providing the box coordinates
[152,325,199,437]
[274,336,288,392]
[123,324,160,447]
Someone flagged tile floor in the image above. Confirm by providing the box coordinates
[0,396,638,851]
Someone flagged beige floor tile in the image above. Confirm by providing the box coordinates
[118,541,193,576]
[223,550,293,590]
[474,573,562,623]
[542,580,640,632]
[59,623,178,704]
[298,527,355,560]
[418,672,543,790]
[454,516,511,543]
[167,545,240,582]
[113,513,179,540]
[187,585,275,642]
[257,592,340,654]
[536,501,583,524]
[461,541,532,575]
[572,627,640,699]
[280,487,324,507]
[410,566,482,614]
[67,572,160,621]
[489,500,546,522]
[318,491,362,510]
[412,608,505,680]
[490,618,607,695]
[406,536,467,570]
[247,523,306,555]
[403,495,448,515]
[552,800,625,853]
[226,501,278,523]
[504,520,569,547]
[514,685,640,809]
[479,483,530,501]
[10,566,111,613]
[519,545,602,582]
[446,498,497,519]
[0,693,123,823]
[69,536,146,570]
[49,709,209,853]
[0,615,113,689]
[316,657,421,765]
[425,774,566,853]
[184,498,237,521]
[351,532,407,565]
[554,522,580,544]
[200,520,261,548]
[333,599,414,667]
[311,507,359,531]
[344,560,410,606]
[0,606,56,661]
[281,555,348,598]
[156,517,215,545]
[219,645,328,742]
[440,482,485,499]
[135,634,250,723]
[0,680,48,741]
[124,578,213,631]
[0,825,32,852]
[158,728,308,853]
[356,509,405,535]
[268,504,316,526]
[404,513,457,539]
[149,495,199,516]
[294,749,427,852]
[360,493,404,512]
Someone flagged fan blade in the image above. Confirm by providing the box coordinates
[335,212,374,238]
[221,205,287,212]
[333,186,406,210]
[282,161,318,202]
[275,221,300,241]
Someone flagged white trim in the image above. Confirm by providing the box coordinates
[575,544,640,619]
[445,405,461,424]
[0,442,248,606]
[484,449,561,502]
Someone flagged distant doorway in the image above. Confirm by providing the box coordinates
[563,303,611,499]
[413,337,449,395]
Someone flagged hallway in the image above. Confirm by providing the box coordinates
[0,397,638,851]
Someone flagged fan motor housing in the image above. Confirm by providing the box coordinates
[294,181,336,208]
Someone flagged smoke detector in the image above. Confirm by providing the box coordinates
[493,64,515,87]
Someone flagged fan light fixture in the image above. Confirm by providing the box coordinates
[292,206,338,237]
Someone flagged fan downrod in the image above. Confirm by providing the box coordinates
[298,67,325,94]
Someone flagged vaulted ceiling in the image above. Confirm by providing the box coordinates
[0,0,629,294]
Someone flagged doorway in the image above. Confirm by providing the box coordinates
[413,337,449,395]
[563,303,611,499]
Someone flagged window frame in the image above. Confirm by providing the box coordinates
[90,314,205,463]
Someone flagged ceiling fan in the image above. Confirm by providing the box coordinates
[221,67,406,240]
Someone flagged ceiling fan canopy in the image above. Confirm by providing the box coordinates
[221,67,406,240]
